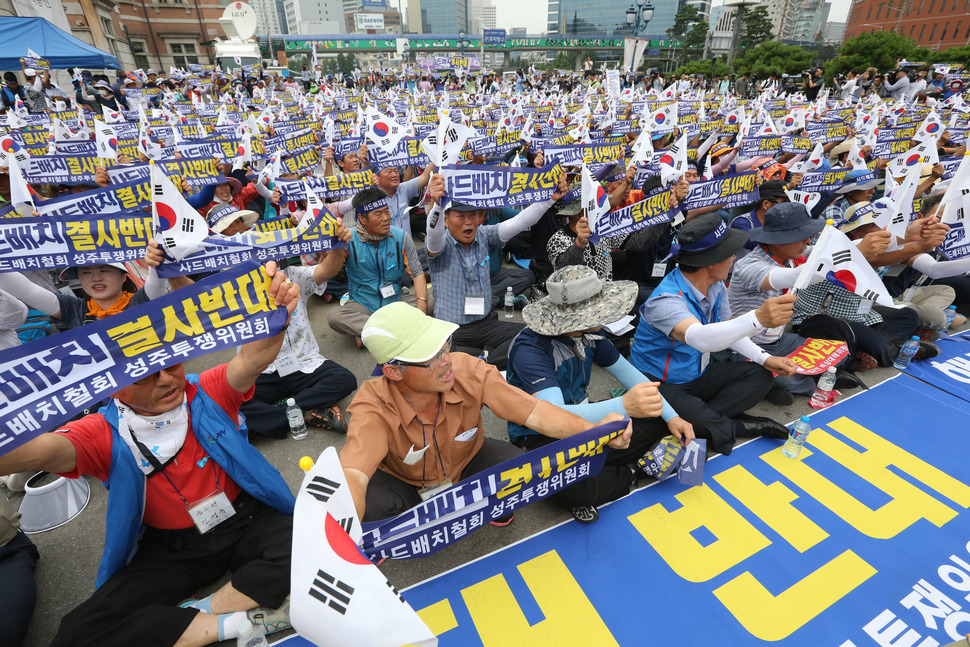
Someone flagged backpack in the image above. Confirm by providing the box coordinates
[16,309,51,344]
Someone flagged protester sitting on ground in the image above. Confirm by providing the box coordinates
[18,62,46,113]
[0,71,25,111]
[630,213,797,455]
[339,301,632,522]
[0,261,300,647]
[821,169,880,226]
[0,490,38,647]
[145,212,357,437]
[790,215,941,369]
[840,200,956,334]
[321,145,370,177]
[507,265,694,523]
[423,171,569,369]
[318,187,431,344]
[0,262,165,329]
[728,203,870,400]
[372,161,434,238]
[188,173,279,218]
[730,180,791,252]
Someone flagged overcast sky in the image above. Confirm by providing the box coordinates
[488,0,852,34]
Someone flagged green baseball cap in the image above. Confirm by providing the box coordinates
[361,302,458,365]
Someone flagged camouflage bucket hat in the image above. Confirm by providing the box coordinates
[522,265,637,336]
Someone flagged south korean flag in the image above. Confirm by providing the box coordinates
[151,163,208,262]
[290,448,437,647]
[364,106,406,153]
[94,120,119,161]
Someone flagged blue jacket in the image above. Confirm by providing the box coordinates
[347,227,406,312]
[95,374,295,588]
[630,269,724,384]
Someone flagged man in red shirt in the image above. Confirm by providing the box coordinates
[0,262,300,647]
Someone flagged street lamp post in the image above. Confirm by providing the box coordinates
[458,29,466,56]
[625,0,655,74]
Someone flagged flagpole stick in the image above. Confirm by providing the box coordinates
[791,220,835,298]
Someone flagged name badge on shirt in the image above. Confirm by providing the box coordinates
[380,283,396,299]
[187,489,236,534]
[465,296,486,316]
[418,478,453,501]
[275,353,301,377]
[652,262,667,278]
[857,298,873,315]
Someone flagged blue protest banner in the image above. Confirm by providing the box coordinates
[443,163,563,209]
[0,261,289,456]
[396,376,970,645]
[359,420,628,560]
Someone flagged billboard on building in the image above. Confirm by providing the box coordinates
[355,13,385,30]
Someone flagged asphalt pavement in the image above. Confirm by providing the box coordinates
[7,289,922,647]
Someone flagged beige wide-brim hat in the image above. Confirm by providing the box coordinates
[523,265,637,336]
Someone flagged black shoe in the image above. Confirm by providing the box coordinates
[571,505,599,524]
[764,386,795,406]
[834,370,861,390]
[915,341,941,360]
[734,413,789,440]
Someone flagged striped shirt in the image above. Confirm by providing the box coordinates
[728,246,787,344]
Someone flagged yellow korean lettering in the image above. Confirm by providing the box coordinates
[714,463,828,552]
[236,269,273,315]
[461,551,619,646]
[762,416,970,539]
[198,286,244,328]
[628,485,770,582]
[107,315,162,357]
[496,462,532,499]
[161,301,204,341]
[714,550,876,641]
[66,221,95,250]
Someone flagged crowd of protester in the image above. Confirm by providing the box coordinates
[0,56,968,646]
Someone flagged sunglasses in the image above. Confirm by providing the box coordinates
[132,363,183,385]
[391,338,452,371]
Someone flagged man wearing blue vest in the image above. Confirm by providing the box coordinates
[0,262,301,647]
[323,187,430,343]
[630,213,797,455]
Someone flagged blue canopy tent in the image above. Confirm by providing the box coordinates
[0,16,120,70]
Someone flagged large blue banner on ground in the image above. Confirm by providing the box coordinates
[378,376,970,645]
[904,330,970,403]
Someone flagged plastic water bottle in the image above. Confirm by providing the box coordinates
[237,621,268,647]
[286,398,307,440]
[945,305,958,328]
[504,286,515,319]
[893,336,921,370]
[808,367,838,409]
[783,416,812,459]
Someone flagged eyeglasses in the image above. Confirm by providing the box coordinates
[132,363,183,385]
[392,338,452,371]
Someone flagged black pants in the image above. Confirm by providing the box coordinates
[858,306,918,366]
[52,494,292,647]
[451,313,525,371]
[363,438,523,522]
[655,360,773,456]
[0,530,39,647]
[241,360,357,439]
[517,416,669,509]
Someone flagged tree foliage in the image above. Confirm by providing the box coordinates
[826,30,929,78]
[667,4,709,65]
[929,45,970,69]
[733,40,814,77]
[739,6,774,51]
[673,58,732,78]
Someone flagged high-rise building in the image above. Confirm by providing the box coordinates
[284,0,346,34]
[468,0,496,33]
[547,0,686,39]
[822,19,846,45]
[407,0,468,34]
[251,0,284,36]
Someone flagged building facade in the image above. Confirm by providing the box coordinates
[251,0,284,36]
[407,0,468,34]
[284,0,345,34]
[59,0,233,73]
[844,0,970,49]
[547,0,704,40]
